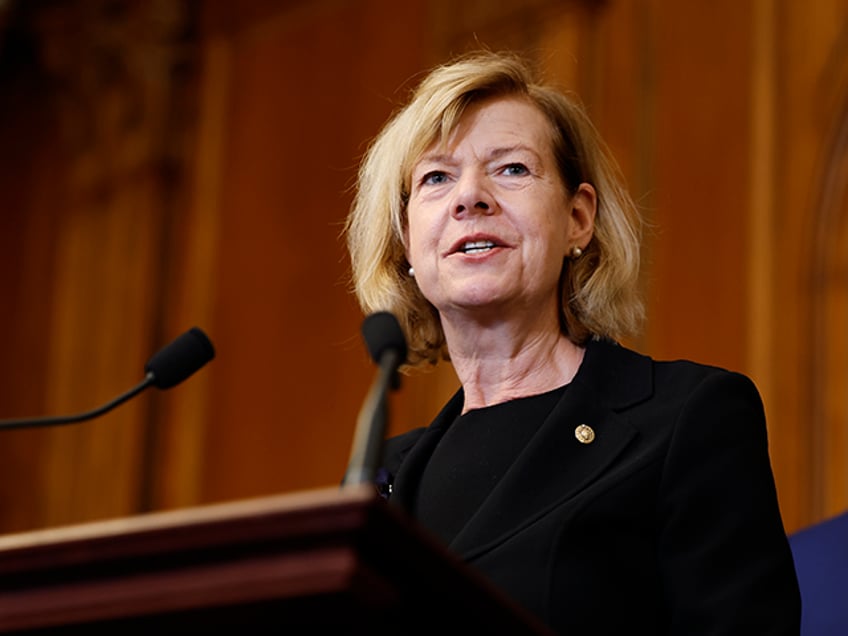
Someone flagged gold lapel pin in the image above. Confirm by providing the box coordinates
[574,424,595,444]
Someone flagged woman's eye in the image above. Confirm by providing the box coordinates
[421,170,448,185]
[502,163,529,176]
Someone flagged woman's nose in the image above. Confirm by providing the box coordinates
[452,171,495,218]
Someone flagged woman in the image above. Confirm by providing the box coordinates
[345,50,800,635]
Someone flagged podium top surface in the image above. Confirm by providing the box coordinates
[0,485,554,635]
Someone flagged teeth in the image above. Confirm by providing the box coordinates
[461,240,496,254]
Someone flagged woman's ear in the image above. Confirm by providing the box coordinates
[568,182,597,247]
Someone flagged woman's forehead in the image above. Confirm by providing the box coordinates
[416,97,552,157]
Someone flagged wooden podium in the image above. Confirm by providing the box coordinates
[0,485,553,634]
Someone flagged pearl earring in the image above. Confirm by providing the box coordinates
[570,246,583,259]
[408,266,415,277]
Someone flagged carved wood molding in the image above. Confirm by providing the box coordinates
[22,0,195,192]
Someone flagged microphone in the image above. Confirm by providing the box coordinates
[144,327,215,389]
[0,327,215,431]
[342,311,407,487]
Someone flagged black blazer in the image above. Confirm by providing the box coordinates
[380,339,801,635]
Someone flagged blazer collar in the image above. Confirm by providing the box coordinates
[391,339,654,559]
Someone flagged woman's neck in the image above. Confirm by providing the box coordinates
[443,317,585,414]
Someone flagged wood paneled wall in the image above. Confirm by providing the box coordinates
[0,0,846,535]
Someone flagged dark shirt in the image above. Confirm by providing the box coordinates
[413,385,567,545]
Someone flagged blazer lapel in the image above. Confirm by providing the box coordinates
[390,389,464,512]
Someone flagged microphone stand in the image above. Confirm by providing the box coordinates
[342,348,402,487]
[0,373,156,431]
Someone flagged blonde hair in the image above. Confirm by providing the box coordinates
[345,50,643,368]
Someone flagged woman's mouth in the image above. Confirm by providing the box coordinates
[459,240,497,254]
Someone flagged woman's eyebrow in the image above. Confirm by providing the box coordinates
[416,145,539,166]
[487,144,540,160]
[415,152,456,166]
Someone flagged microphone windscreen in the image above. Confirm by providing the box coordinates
[144,327,216,389]
[361,311,407,364]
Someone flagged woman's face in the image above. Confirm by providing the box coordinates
[405,96,595,323]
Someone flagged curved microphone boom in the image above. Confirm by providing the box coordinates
[0,327,215,431]
[342,311,407,487]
